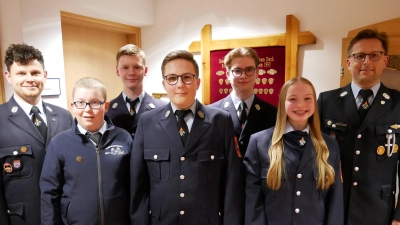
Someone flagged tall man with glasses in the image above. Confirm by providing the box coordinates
[106,44,166,139]
[318,29,400,225]
[0,43,72,225]
[130,50,244,225]
[210,47,277,157]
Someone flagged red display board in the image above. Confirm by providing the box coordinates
[210,46,285,107]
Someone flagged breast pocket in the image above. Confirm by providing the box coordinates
[375,124,400,158]
[261,167,287,201]
[323,119,347,143]
[144,149,170,182]
[0,145,33,179]
[198,150,224,184]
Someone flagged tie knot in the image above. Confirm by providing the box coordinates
[240,101,247,110]
[359,89,373,99]
[86,131,102,145]
[126,97,140,106]
[31,106,40,114]
[175,109,191,119]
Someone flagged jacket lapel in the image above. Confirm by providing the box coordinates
[337,84,361,127]
[183,101,211,153]
[43,103,62,144]
[159,104,184,148]
[297,136,314,171]
[241,95,263,140]
[221,96,241,135]
[284,144,300,167]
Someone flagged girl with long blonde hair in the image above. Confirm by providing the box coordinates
[244,77,343,225]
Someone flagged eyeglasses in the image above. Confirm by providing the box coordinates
[73,101,105,109]
[349,51,385,63]
[164,74,196,85]
[230,67,256,77]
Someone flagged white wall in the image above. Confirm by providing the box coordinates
[141,0,400,96]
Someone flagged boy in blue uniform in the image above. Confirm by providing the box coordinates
[40,77,132,225]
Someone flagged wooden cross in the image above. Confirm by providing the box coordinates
[188,15,316,104]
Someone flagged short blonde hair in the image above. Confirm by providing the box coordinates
[116,44,146,66]
[224,47,260,70]
[73,77,107,100]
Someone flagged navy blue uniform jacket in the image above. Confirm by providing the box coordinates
[318,83,400,225]
[130,100,244,225]
[210,95,277,157]
[106,92,166,138]
[40,118,132,225]
[0,97,72,225]
[244,127,343,225]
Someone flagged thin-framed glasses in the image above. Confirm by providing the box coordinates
[231,67,256,77]
[164,73,196,85]
[349,51,385,63]
[73,101,105,109]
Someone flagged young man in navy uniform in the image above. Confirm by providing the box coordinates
[210,47,277,157]
[0,43,73,225]
[130,50,244,225]
[318,29,400,225]
[106,44,166,138]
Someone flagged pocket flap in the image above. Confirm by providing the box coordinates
[7,202,24,216]
[0,145,32,158]
[381,184,394,198]
[144,149,169,161]
[376,124,400,135]
[198,150,224,162]
[323,119,347,132]
[150,206,160,219]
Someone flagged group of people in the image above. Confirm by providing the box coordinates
[0,27,399,225]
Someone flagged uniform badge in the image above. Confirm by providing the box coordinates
[224,102,229,108]
[3,163,12,173]
[34,118,42,127]
[149,103,155,109]
[361,101,369,110]
[233,136,242,158]
[255,104,260,111]
[340,91,347,97]
[381,101,385,105]
[299,137,306,146]
[105,145,125,155]
[377,146,385,155]
[393,144,398,153]
[179,127,186,137]
[165,110,170,117]
[390,124,400,129]
[76,156,83,163]
[383,93,390,99]
[13,159,22,170]
[46,106,53,112]
[197,111,204,118]
[52,118,56,122]
[112,103,118,109]
[11,106,18,113]
[130,109,136,116]
[329,132,336,138]
[327,120,332,125]
[20,146,27,153]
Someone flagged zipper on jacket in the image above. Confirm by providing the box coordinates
[96,140,105,225]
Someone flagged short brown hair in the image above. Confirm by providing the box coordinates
[73,77,107,101]
[4,43,45,71]
[116,44,146,66]
[161,50,199,77]
[224,47,260,70]
[347,29,389,56]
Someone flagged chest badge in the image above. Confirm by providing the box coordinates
[3,163,12,173]
[377,146,385,155]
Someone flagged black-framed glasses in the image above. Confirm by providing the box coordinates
[349,51,385,63]
[231,67,256,77]
[164,74,196,85]
[73,101,105,109]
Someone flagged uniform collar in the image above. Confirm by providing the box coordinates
[13,94,45,117]
[230,93,255,111]
[351,81,380,99]
[284,122,309,134]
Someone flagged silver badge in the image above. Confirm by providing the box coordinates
[198,111,204,118]
[149,103,155,109]
[46,106,53,112]
[381,101,385,105]
[340,91,347,97]
[224,102,229,108]
[11,106,18,113]
[52,118,56,122]
[165,110,170,117]
[383,93,390,99]
[112,103,118,108]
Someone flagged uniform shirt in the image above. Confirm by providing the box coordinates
[13,95,47,125]
[170,100,196,132]
[231,94,254,118]
[123,91,145,113]
[351,82,380,109]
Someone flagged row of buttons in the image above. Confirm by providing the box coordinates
[295,173,302,213]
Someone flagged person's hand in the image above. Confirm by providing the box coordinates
[392,219,400,225]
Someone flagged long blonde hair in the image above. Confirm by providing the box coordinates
[266,77,335,190]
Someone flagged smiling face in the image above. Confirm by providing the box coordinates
[71,87,110,132]
[116,55,148,93]
[285,82,315,130]
[347,38,388,89]
[226,56,258,99]
[5,60,47,105]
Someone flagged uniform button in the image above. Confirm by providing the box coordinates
[180,157,185,161]
[354,167,359,171]
[353,182,358,186]
[388,129,393,133]
[295,208,300,213]
[297,174,302,178]
[180,210,185,215]
[219,212,221,216]
[180,193,185,198]
[7,210,10,214]
[296,191,301,196]
[332,124,337,128]
[211,155,215,160]
[131,133,135,136]
[13,151,18,155]
[357,134,362,138]
[154,155,158,160]
[180,175,185,180]
[356,150,360,155]
[149,210,151,214]
[240,141,244,145]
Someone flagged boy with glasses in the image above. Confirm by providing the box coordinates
[318,29,400,225]
[130,50,244,225]
[40,77,132,225]
[210,47,277,157]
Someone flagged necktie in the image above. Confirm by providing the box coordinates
[31,106,47,139]
[126,97,140,118]
[358,89,373,122]
[175,110,191,146]
[238,101,248,128]
[86,131,102,146]
[283,130,308,159]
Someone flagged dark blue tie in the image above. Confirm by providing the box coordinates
[175,110,191,146]
[358,89,373,122]
[31,106,47,139]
